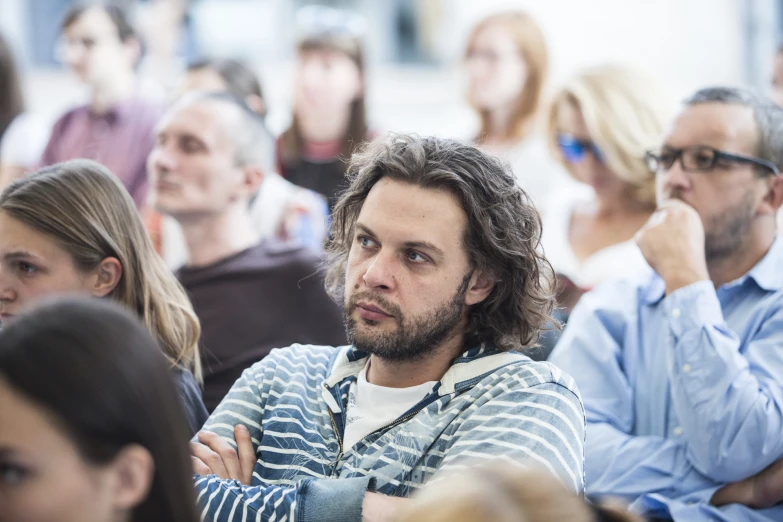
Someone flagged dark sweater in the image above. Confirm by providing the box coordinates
[177,241,346,411]
[171,367,209,435]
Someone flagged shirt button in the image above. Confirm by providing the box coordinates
[671,307,681,318]
[673,426,683,436]
[682,364,691,373]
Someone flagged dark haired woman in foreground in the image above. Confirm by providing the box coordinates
[0,297,200,522]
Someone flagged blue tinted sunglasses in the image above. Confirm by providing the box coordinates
[557,135,603,164]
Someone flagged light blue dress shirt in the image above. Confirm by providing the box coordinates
[550,238,783,521]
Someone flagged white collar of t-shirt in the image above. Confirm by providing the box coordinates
[342,361,437,451]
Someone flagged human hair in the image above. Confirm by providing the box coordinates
[465,11,549,143]
[0,32,24,142]
[684,86,783,175]
[187,57,266,118]
[279,32,369,173]
[325,134,556,350]
[178,91,274,172]
[0,159,202,381]
[0,297,200,522]
[547,64,669,207]
[395,462,640,522]
[61,1,137,43]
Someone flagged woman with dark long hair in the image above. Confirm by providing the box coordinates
[0,297,200,522]
[277,6,371,210]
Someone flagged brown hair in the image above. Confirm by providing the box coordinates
[395,462,640,522]
[465,11,549,143]
[325,134,556,350]
[0,159,202,381]
[0,33,24,142]
[278,34,369,173]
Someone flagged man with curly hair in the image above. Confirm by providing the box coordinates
[189,134,585,522]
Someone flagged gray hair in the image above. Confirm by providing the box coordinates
[684,87,783,174]
[177,91,275,173]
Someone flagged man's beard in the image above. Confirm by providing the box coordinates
[703,190,756,262]
[343,273,472,362]
[665,189,756,262]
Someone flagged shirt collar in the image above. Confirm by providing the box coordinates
[642,236,783,305]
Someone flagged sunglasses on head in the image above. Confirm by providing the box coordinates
[557,135,604,164]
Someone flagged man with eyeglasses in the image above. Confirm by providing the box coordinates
[551,86,783,521]
[40,3,162,209]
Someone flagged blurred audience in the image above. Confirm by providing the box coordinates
[464,10,570,206]
[395,463,639,522]
[551,87,783,521]
[0,159,207,433]
[0,297,200,522]
[189,135,583,521]
[40,3,162,208]
[0,33,49,192]
[148,92,345,412]
[156,57,328,268]
[277,6,372,210]
[535,65,667,359]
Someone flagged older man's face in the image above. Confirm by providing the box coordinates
[656,103,772,260]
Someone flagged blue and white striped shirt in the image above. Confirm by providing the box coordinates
[195,343,585,522]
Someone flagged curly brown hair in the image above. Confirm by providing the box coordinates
[325,134,556,351]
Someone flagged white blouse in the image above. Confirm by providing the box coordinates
[541,185,650,290]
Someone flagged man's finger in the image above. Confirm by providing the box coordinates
[235,424,256,485]
[190,440,228,479]
[192,455,212,476]
[197,431,243,481]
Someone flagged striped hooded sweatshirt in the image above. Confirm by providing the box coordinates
[195,343,585,522]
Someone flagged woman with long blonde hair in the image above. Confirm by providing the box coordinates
[0,159,207,432]
[464,11,570,206]
[536,64,669,359]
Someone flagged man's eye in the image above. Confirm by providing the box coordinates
[0,463,28,485]
[18,262,37,274]
[406,250,427,263]
[358,236,376,248]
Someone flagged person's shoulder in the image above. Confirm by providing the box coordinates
[495,352,581,396]
[254,343,344,376]
[261,240,322,271]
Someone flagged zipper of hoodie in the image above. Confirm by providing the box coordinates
[327,407,344,473]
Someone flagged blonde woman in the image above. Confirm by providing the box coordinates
[0,159,207,433]
[543,65,669,300]
[395,462,639,522]
[464,11,570,206]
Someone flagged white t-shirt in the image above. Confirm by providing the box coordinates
[342,362,437,451]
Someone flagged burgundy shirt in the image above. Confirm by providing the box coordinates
[40,98,164,208]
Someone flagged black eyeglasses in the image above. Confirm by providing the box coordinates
[645,146,779,176]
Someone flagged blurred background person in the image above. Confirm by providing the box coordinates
[464,10,570,207]
[277,5,371,210]
[155,56,328,268]
[394,462,639,522]
[149,92,345,412]
[0,33,49,192]
[0,159,207,433]
[0,297,200,522]
[534,64,667,360]
[40,2,163,208]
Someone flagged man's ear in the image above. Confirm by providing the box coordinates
[242,165,264,197]
[464,269,495,306]
[244,95,266,117]
[89,257,123,297]
[106,444,155,511]
[761,174,783,216]
[123,37,142,69]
